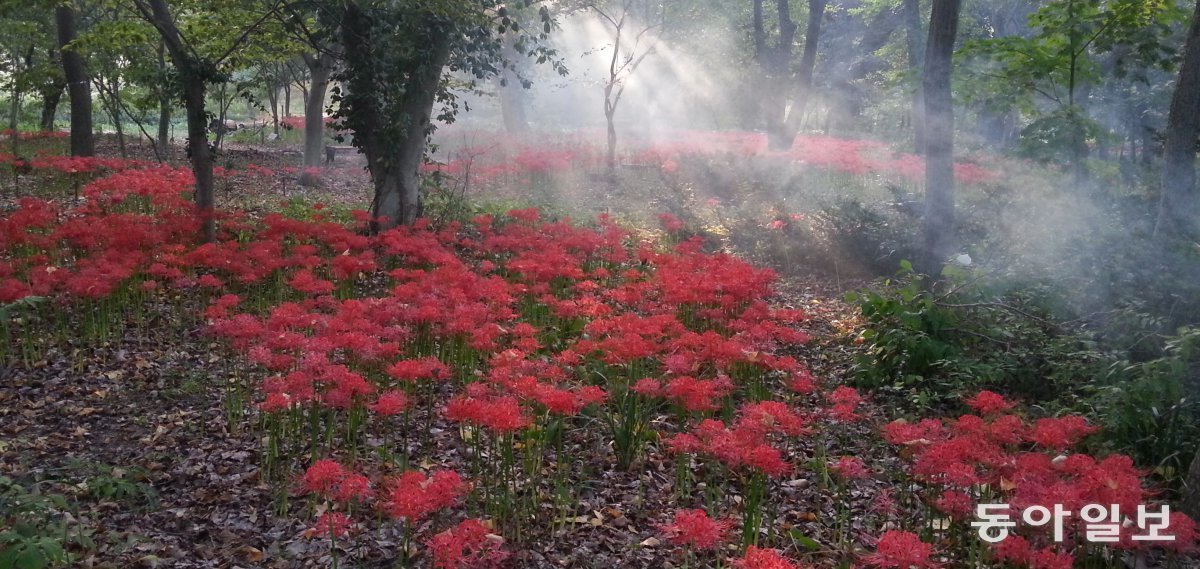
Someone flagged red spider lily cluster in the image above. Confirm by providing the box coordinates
[657,509,735,551]
[3,159,1194,568]
[424,128,999,190]
[884,391,1198,565]
[0,129,68,141]
[427,519,508,569]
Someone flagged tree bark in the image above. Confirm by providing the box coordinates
[156,41,171,158]
[498,39,529,133]
[39,83,64,132]
[1184,445,1200,519]
[775,0,827,150]
[341,2,451,230]
[302,53,332,169]
[56,4,94,157]
[920,0,962,276]
[140,0,215,241]
[1156,0,1200,237]
[762,0,797,144]
[368,39,450,228]
[904,0,925,154]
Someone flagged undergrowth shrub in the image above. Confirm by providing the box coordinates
[850,262,1200,491]
[0,477,88,569]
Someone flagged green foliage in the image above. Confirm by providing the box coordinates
[65,461,158,511]
[847,262,1104,411]
[321,0,565,172]
[1094,328,1200,488]
[0,478,84,569]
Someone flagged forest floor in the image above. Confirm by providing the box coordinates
[1,135,898,568]
[7,134,1194,568]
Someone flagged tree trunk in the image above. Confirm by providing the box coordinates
[904,0,925,154]
[762,0,797,144]
[183,78,215,242]
[39,84,64,132]
[498,40,529,134]
[142,0,215,241]
[605,106,617,168]
[349,21,451,230]
[267,79,279,135]
[156,42,171,158]
[283,83,291,119]
[302,53,331,168]
[920,0,962,276]
[1184,446,1200,519]
[7,66,17,158]
[56,4,94,157]
[97,75,127,158]
[1156,0,1200,237]
[775,0,827,150]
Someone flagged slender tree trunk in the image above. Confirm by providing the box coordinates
[920,0,962,276]
[97,75,127,158]
[904,0,925,154]
[7,67,17,158]
[498,38,529,133]
[267,80,279,135]
[156,42,170,157]
[1156,0,1200,236]
[56,4,94,157]
[763,0,797,144]
[39,84,64,131]
[605,104,617,168]
[302,53,331,169]
[775,0,827,149]
[142,0,215,241]
[283,83,291,119]
[183,79,215,241]
[298,55,329,187]
[1184,446,1200,519]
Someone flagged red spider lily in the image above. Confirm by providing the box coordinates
[382,470,468,523]
[862,530,940,568]
[387,357,452,383]
[829,456,870,481]
[656,509,733,551]
[664,375,734,413]
[311,511,353,538]
[1028,416,1099,449]
[965,390,1016,416]
[427,519,508,569]
[658,213,684,233]
[933,490,973,520]
[734,546,804,569]
[667,419,793,477]
[737,400,810,437]
[444,393,531,434]
[300,459,373,502]
[370,390,409,416]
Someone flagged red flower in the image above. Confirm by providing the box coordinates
[427,519,507,569]
[965,390,1014,415]
[312,512,352,538]
[382,470,467,522]
[735,546,802,569]
[1029,416,1098,449]
[370,390,408,416]
[656,509,732,551]
[302,459,347,495]
[830,456,869,481]
[934,490,973,519]
[658,213,684,233]
[862,530,940,568]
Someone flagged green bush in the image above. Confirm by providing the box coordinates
[0,477,87,569]
[846,262,1105,411]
